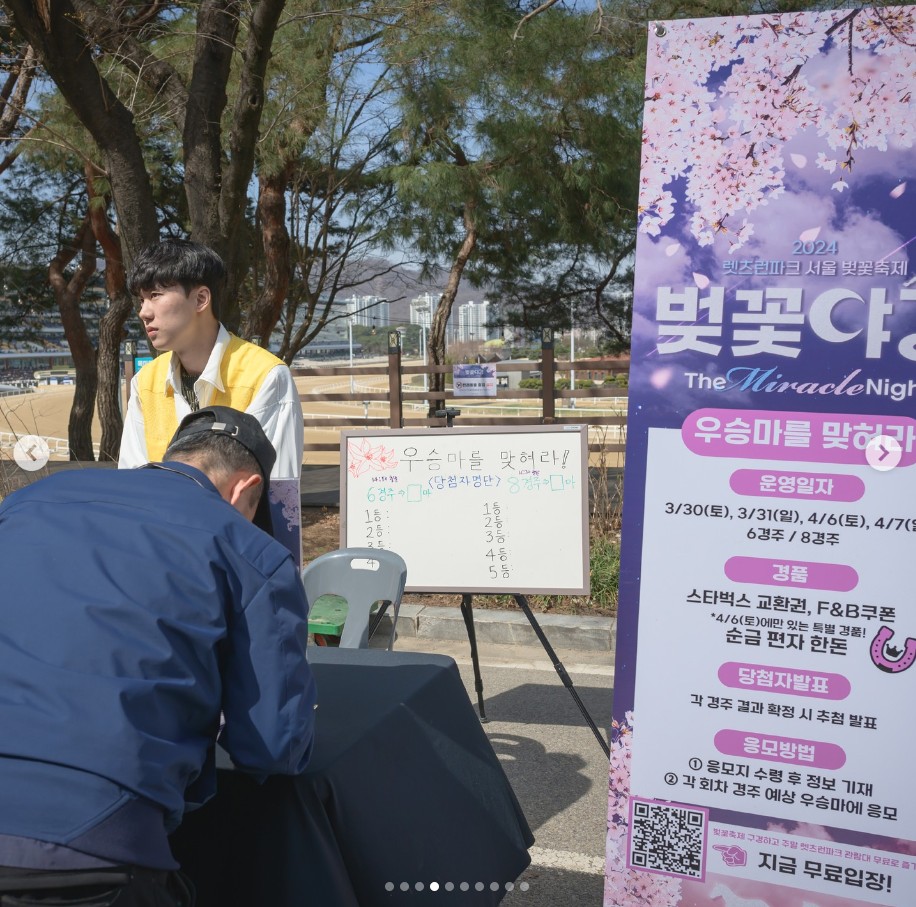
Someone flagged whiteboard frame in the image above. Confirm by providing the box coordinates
[339,424,590,595]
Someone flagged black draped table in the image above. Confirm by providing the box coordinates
[170,647,534,906]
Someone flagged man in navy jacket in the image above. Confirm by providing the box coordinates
[0,407,316,906]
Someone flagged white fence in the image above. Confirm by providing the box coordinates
[0,386,35,397]
[0,431,101,460]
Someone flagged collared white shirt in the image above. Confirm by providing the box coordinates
[119,325,304,481]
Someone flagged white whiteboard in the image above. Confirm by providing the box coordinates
[339,425,590,594]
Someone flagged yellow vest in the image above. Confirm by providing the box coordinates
[137,334,284,462]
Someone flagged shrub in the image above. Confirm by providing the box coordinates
[517,377,593,390]
[589,535,620,612]
[496,534,619,615]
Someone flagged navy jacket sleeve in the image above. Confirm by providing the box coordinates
[218,556,317,776]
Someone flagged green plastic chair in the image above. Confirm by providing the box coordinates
[301,548,407,649]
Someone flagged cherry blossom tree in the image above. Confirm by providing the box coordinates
[639,7,916,251]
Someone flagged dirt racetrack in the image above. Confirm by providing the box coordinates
[0,375,384,466]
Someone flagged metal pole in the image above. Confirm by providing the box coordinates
[569,302,576,409]
[421,324,428,393]
[122,340,136,418]
[348,318,355,393]
[541,328,555,423]
[388,330,403,428]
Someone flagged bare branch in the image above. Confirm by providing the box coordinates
[0,93,107,172]
[71,0,189,124]
[513,0,561,41]
[824,9,858,37]
[0,45,38,142]
[4,0,160,258]
[871,6,916,48]
[120,0,165,31]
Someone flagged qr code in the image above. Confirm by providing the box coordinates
[628,798,707,880]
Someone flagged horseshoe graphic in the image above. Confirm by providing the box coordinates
[870,625,916,674]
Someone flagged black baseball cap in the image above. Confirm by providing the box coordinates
[167,406,276,535]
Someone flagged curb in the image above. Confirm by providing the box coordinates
[375,604,616,653]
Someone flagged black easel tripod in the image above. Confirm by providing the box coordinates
[459,592,611,759]
[432,407,609,758]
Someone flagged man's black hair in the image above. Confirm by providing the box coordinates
[163,430,262,481]
[128,239,225,321]
[164,405,277,534]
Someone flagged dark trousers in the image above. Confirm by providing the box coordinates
[0,866,194,907]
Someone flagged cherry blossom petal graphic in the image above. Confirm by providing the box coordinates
[377,447,399,470]
[664,242,681,257]
[890,182,906,199]
[349,456,371,479]
[816,153,838,174]
[790,153,807,168]
[693,272,710,289]
[832,180,848,193]
[348,438,398,477]
[799,227,821,242]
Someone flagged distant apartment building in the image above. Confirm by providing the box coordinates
[458,300,502,343]
[345,294,389,329]
[412,292,483,346]
[272,295,387,358]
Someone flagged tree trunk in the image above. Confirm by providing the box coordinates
[68,366,99,461]
[87,166,131,462]
[4,2,158,462]
[3,0,159,263]
[7,0,290,341]
[96,292,132,461]
[218,0,289,332]
[428,204,478,415]
[0,43,38,174]
[49,219,97,462]
[245,166,292,347]
[183,1,240,255]
[182,0,288,332]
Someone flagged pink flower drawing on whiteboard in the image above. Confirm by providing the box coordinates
[604,712,683,907]
[640,8,916,250]
[347,438,398,478]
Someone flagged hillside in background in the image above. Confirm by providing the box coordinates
[349,259,493,324]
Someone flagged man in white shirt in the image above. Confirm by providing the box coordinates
[119,239,303,562]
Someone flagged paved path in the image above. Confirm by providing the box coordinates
[388,636,613,906]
